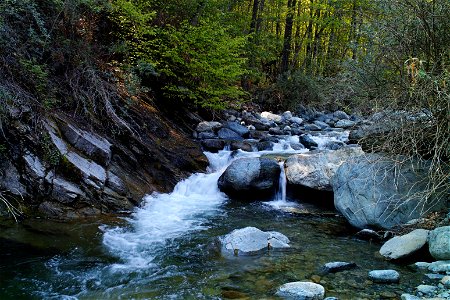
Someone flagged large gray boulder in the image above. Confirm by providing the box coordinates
[220,227,290,255]
[218,128,243,140]
[428,226,450,260]
[332,154,446,229]
[276,282,325,300]
[223,121,249,138]
[218,157,280,200]
[380,229,429,260]
[285,147,364,191]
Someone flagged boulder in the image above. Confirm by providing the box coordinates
[334,119,356,129]
[230,141,253,152]
[285,147,364,191]
[314,120,330,130]
[276,282,325,300]
[368,270,400,283]
[223,121,250,138]
[220,227,290,255]
[243,116,270,131]
[256,141,274,151]
[282,111,293,122]
[201,139,225,152]
[290,117,304,125]
[196,121,222,132]
[269,127,284,135]
[380,229,429,260]
[299,134,318,149]
[332,154,446,229]
[218,128,243,140]
[428,226,450,260]
[304,124,322,131]
[428,260,450,273]
[218,157,280,200]
[333,110,350,120]
[261,111,282,123]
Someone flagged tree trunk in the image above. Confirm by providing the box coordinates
[280,0,297,73]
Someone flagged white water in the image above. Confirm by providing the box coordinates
[102,133,341,270]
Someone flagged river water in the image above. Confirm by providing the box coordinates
[0,133,427,299]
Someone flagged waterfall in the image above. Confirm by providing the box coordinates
[275,161,287,201]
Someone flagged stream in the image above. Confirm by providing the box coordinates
[0,133,426,299]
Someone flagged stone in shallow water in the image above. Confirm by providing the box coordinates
[368,270,400,283]
[276,281,325,300]
[220,227,290,255]
[401,294,420,300]
[428,261,450,273]
[416,284,438,296]
[379,229,429,260]
[322,261,357,273]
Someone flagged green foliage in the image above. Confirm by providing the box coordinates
[259,70,322,111]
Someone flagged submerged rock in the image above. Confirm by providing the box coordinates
[285,147,364,191]
[380,229,429,260]
[368,270,400,283]
[322,261,357,273]
[220,227,290,255]
[218,157,280,201]
[332,154,446,229]
[428,226,450,260]
[276,281,325,300]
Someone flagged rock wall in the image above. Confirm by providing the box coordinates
[0,101,207,219]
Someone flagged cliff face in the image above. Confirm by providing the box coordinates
[0,99,207,219]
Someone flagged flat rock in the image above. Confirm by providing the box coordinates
[368,270,400,283]
[276,281,325,300]
[51,177,86,204]
[429,226,450,260]
[380,229,429,260]
[285,147,364,191]
[322,261,357,273]
[428,261,450,273]
[221,227,290,255]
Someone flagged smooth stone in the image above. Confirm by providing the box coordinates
[269,127,284,135]
[416,284,437,296]
[368,270,400,283]
[230,141,253,152]
[313,120,330,130]
[201,139,225,152]
[355,229,383,241]
[429,226,450,260]
[425,274,444,280]
[221,227,290,255]
[428,261,450,273]
[334,119,356,128]
[256,141,274,151]
[198,131,217,139]
[282,111,293,122]
[414,262,431,269]
[324,298,339,300]
[380,229,429,260]
[322,261,357,273]
[276,281,325,300]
